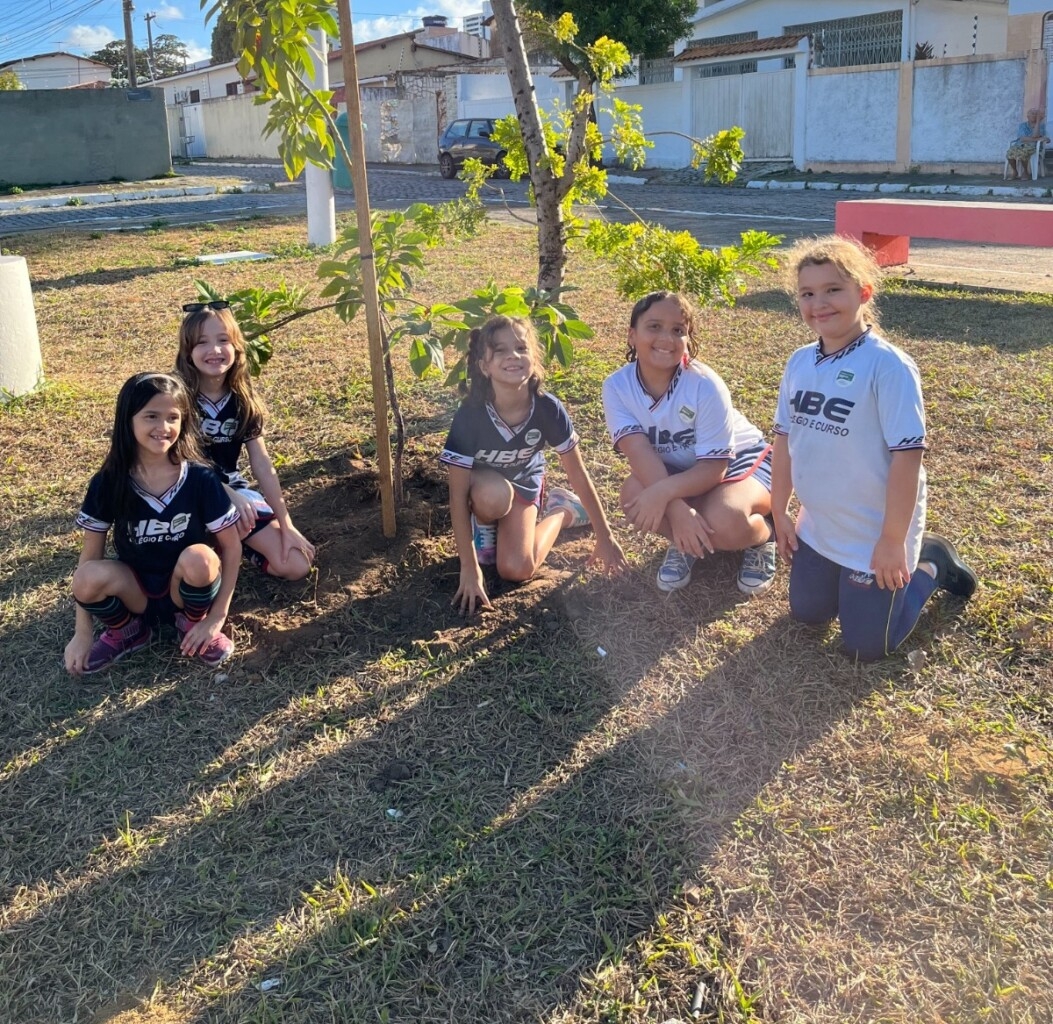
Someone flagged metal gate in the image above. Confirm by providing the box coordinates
[691,69,794,160]
[178,102,206,159]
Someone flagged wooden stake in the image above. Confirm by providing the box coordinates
[336,0,397,538]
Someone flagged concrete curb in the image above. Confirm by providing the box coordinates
[747,179,1051,198]
[0,181,273,215]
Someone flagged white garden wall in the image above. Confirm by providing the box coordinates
[805,66,900,163]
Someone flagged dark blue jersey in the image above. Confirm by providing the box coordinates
[196,391,261,488]
[76,461,239,578]
[439,392,578,502]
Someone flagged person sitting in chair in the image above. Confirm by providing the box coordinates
[1006,107,1049,181]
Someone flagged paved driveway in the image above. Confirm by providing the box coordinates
[3,164,1051,292]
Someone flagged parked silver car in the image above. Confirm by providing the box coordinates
[437,118,510,179]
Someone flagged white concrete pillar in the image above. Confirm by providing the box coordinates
[305,25,336,246]
[792,37,809,171]
[0,256,43,400]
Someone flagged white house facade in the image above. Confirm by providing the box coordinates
[0,52,111,89]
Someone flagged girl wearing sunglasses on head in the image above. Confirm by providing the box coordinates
[175,301,315,581]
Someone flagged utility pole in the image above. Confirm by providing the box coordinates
[122,0,138,87]
[144,12,157,80]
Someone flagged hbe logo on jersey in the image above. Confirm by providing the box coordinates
[201,417,238,440]
[646,425,695,447]
[134,512,191,542]
[788,390,855,436]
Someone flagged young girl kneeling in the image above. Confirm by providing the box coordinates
[176,300,315,581]
[602,292,777,595]
[441,316,627,615]
[65,373,242,675]
[771,236,976,662]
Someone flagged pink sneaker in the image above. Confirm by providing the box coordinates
[83,617,152,675]
[175,612,235,667]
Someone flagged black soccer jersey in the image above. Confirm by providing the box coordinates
[439,392,578,502]
[196,391,260,488]
[76,462,240,578]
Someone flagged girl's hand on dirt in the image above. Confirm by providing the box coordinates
[64,634,93,675]
[180,614,224,657]
[668,504,714,559]
[773,511,798,564]
[870,536,909,591]
[453,568,491,617]
[588,536,629,576]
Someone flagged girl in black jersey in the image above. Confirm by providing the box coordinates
[65,373,242,675]
[176,301,315,580]
[440,316,627,615]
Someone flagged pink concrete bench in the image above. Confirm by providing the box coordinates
[834,198,1053,267]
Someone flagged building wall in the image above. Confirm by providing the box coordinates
[801,51,1032,171]
[805,65,900,162]
[159,62,244,104]
[1,53,110,90]
[911,54,1027,162]
[198,94,282,160]
[689,0,1007,61]
[454,71,570,120]
[0,89,170,185]
[598,82,692,167]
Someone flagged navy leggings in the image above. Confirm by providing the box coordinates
[789,538,939,662]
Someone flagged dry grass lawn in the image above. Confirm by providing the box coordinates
[0,214,1050,1024]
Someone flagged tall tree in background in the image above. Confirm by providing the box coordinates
[526,0,695,73]
[89,33,189,80]
[211,14,238,63]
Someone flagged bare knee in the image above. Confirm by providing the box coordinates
[496,552,538,583]
[267,552,312,581]
[176,544,220,585]
[71,560,111,602]
[707,507,756,550]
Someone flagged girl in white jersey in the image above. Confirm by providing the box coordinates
[602,291,777,595]
[771,236,976,661]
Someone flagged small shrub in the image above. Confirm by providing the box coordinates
[65,197,85,207]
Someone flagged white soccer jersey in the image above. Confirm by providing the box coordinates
[602,359,764,471]
[773,329,927,573]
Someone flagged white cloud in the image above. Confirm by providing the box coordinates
[66,24,117,52]
[352,2,483,44]
[157,4,184,20]
[184,43,211,64]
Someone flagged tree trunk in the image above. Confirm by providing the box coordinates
[490,0,566,293]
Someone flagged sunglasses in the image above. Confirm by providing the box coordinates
[182,300,231,313]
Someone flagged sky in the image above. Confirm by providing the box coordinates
[0,0,484,68]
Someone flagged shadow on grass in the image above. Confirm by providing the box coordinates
[739,286,1053,351]
[1,468,949,1023]
[29,264,184,293]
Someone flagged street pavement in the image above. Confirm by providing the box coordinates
[3,161,1052,293]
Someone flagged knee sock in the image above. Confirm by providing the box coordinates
[178,577,221,622]
[77,595,133,630]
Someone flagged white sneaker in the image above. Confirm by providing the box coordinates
[656,545,696,592]
[544,486,590,528]
[737,541,777,596]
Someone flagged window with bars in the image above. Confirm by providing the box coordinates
[786,10,902,69]
[1043,13,1053,63]
[639,50,674,84]
[684,30,757,50]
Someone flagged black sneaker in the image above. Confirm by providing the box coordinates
[920,533,977,599]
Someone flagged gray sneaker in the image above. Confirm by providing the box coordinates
[737,541,777,596]
[656,545,696,592]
